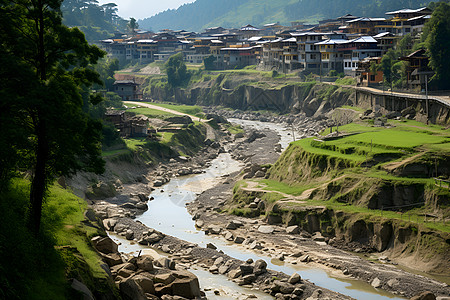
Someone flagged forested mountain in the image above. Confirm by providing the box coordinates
[139,0,430,32]
[62,0,127,42]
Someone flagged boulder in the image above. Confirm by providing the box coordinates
[258,225,274,234]
[119,276,147,300]
[272,281,295,294]
[133,275,155,295]
[225,221,237,230]
[227,268,242,279]
[253,259,267,275]
[286,225,300,234]
[165,115,193,125]
[136,202,148,210]
[102,218,117,231]
[206,243,217,250]
[101,252,123,267]
[195,220,204,228]
[234,236,245,244]
[154,273,176,285]
[170,271,202,299]
[371,277,382,289]
[155,257,176,270]
[125,229,134,240]
[239,264,253,275]
[71,279,94,300]
[224,232,234,241]
[288,273,301,284]
[137,255,154,272]
[92,236,118,254]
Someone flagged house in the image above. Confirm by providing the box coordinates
[345,17,390,35]
[338,36,381,76]
[239,24,262,39]
[291,32,326,73]
[356,57,383,86]
[100,39,127,63]
[113,80,142,101]
[220,45,258,68]
[373,32,397,55]
[315,33,348,74]
[385,7,432,37]
[399,49,434,91]
[104,110,126,126]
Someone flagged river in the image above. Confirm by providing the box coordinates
[112,120,405,300]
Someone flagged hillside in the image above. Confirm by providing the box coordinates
[139,0,430,32]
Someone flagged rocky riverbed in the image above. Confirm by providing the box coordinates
[89,112,449,300]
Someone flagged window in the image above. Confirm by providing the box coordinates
[370,75,375,81]
[310,54,316,59]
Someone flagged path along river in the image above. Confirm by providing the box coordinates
[111,119,405,300]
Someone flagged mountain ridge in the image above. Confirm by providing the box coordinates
[139,0,430,32]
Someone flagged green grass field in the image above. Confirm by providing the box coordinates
[144,102,204,118]
[128,107,176,118]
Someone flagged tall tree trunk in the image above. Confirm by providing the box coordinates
[28,116,49,235]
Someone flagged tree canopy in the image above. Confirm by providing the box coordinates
[165,53,191,87]
[0,0,106,234]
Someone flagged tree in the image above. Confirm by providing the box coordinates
[0,0,105,234]
[128,17,139,35]
[203,55,217,70]
[424,2,450,89]
[165,53,191,87]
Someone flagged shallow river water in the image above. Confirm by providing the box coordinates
[114,120,405,300]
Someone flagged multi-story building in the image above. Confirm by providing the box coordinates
[316,34,347,74]
[291,32,325,73]
[338,36,381,76]
[385,7,432,37]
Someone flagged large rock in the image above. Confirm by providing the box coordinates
[240,264,253,275]
[71,279,94,300]
[371,277,382,289]
[258,225,274,234]
[253,259,267,275]
[170,271,201,299]
[272,281,295,294]
[102,218,117,231]
[165,115,193,125]
[92,236,118,254]
[137,255,154,272]
[119,276,147,300]
[286,225,300,234]
[133,275,155,295]
[288,273,301,284]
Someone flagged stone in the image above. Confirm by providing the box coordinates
[286,225,300,234]
[312,232,325,242]
[170,270,201,299]
[410,291,436,300]
[209,265,219,274]
[288,273,301,284]
[246,258,254,264]
[195,220,204,228]
[242,274,256,284]
[136,255,154,272]
[121,202,137,209]
[155,257,176,270]
[209,226,222,235]
[253,259,267,275]
[133,275,155,295]
[248,202,258,209]
[258,225,274,234]
[386,278,398,288]
[125,229,134,240]
[227,268,242,279]
[218,264,230,274]
[146,233,163,243]
[234,236,245,244]
[92,236,118,254]
[102,218,117,231]
[224,232,234,241]
[153,273,175,285]
[225,221,237,230]
[240,264,253,275]
[119,276,147,300]
[101,252,123,267]
[371,277,382,289]
[206,243,217,250]
[71,279,94,300]
[292,286,305,296]
[249,241,264,250]
[136,202,148,210]
[298,255,310,263]
[272,281,295,294]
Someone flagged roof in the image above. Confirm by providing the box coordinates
[240,24,261,31]
[113,80,139,86]
[248,36,264,41]
[137,39,155,43]
[290,32,327,37]
[373,32,395,38]
[338,14,359,20]
[406,48,427,58]
[407,15,431,21]
[346,17,386,23]
[351,36,377,43]
[315,38,348,45]
[283,37,297,42]
[386,7,431,15]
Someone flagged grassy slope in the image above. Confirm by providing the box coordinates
[0,179,113,299]
[255,120,450,232]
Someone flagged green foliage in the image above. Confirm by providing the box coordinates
[0,0,106,234]
[140,0,428,32]
[203,55,217,70]
[0,179,113,299]
[61,0,127,43]
[165,53,191,87]
[424,2,450,89]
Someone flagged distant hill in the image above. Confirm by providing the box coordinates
[139,0,430,32]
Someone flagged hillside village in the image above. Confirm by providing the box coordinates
[101,7,433,91]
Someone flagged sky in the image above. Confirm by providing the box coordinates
[97,0,194,20]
